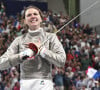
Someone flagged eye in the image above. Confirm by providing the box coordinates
[26,13,32,17]
[33,13,38,15]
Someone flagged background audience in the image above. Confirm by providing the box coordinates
[0,1,100,90]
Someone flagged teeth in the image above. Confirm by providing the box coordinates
[31,21,36,22]
[31,18,37,22]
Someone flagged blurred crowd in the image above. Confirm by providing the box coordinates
[0,1,100,90]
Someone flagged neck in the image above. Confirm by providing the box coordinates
[28,27,42,33]
[29,25,40,31]
[28,27,43,36]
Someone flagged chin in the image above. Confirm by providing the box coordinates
[30,25,39,29]
[30,22,39,26]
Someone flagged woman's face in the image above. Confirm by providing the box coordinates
[24,8,42,30]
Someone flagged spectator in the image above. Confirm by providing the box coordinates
[53,67,64,90]
[13,82,20,90]
[0,3,99,90]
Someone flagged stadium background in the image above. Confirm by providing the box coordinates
[0,0,100,90]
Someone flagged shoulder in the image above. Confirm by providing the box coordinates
[15,33,27,40]
[45,32,57,39]
[13,33,27,43]
[44,32,60,44]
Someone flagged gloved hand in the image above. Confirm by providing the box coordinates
[23,39,46,58]
[24,40,41,56]
[19,48,34,60]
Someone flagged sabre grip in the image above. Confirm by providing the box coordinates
[19,48,34,60]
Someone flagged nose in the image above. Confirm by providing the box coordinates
[31,14,35,17]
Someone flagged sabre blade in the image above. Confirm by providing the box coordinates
[40,0,99,48]
[55,0,99,34]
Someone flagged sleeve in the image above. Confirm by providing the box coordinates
[40,34,66,67]
[0,37,22,70]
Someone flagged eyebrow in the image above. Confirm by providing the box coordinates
[26,12,39,17]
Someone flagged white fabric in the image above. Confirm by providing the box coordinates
[20,79,54,90]
[20,48,33,58]
[40,47,46,58]
[28,28,42,33]
[87,68,97,78]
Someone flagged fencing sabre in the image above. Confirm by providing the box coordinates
[27,0,99,56]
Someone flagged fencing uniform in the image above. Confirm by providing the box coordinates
[0,28,66,90]
[20,79,54,90]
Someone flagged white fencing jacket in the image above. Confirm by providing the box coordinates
[0,28,66,80]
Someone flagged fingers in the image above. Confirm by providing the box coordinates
[23,40,42,56]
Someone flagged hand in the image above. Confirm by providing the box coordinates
[19,48,33,59]
[24,39,41,56]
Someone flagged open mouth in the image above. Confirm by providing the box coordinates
[30,18,38,23]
